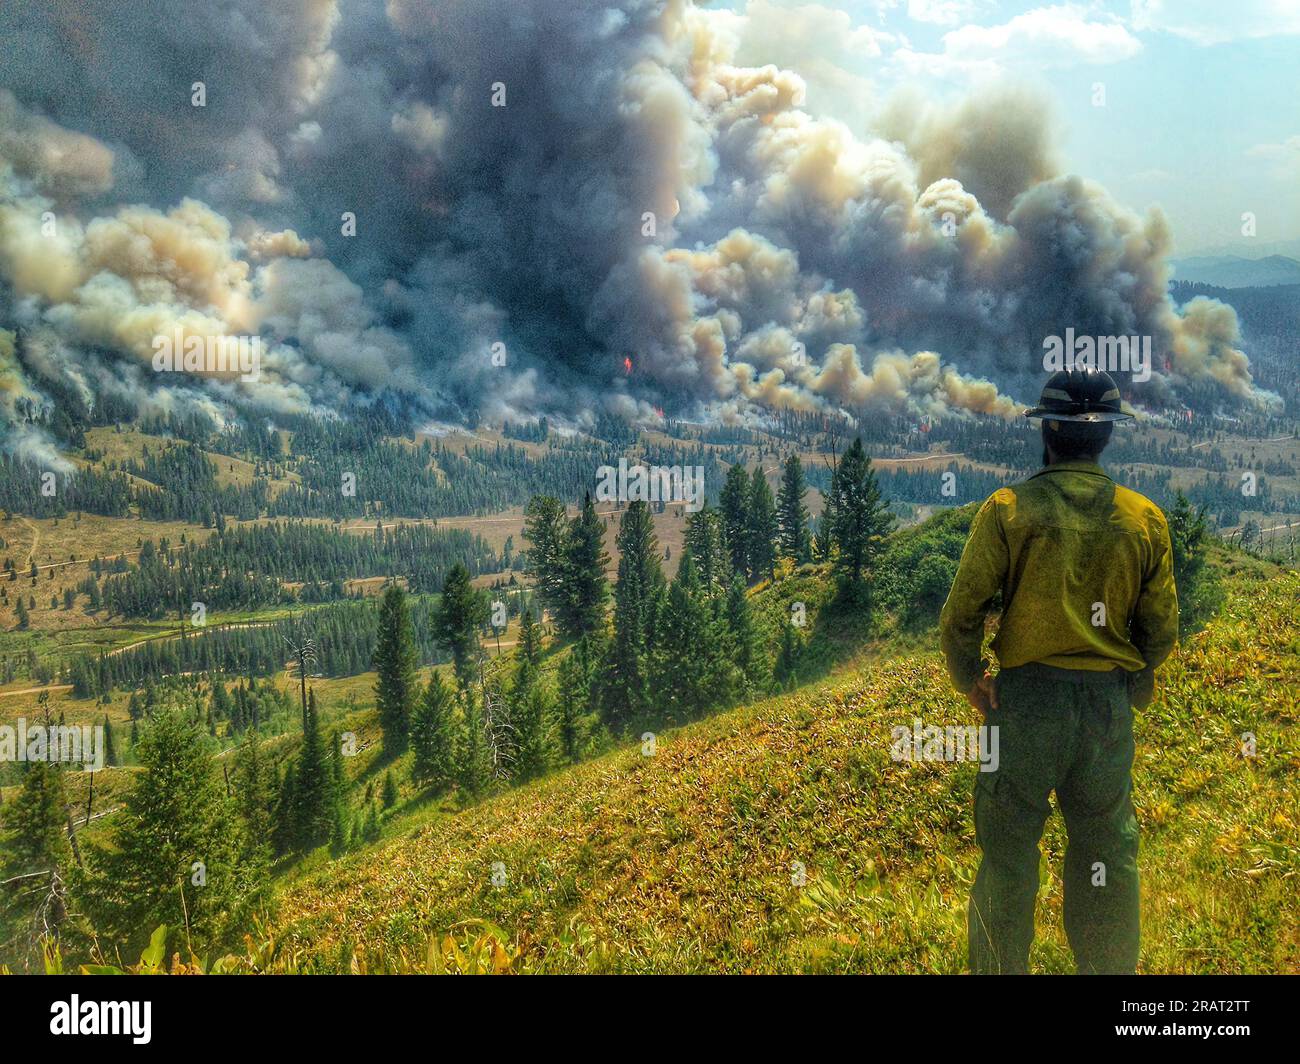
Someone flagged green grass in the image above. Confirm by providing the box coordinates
[260,566,1299,974]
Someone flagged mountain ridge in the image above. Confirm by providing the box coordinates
[1170,254,1300,289]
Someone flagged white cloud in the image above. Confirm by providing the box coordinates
[1129,168,1175,183]
[1130,0,1300,45]
[891,4,1142,78]
[907,0,985,26]
[1247,135,1300,180]
[946,5,1142,65]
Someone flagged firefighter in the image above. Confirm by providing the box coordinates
[940,367,1179,974]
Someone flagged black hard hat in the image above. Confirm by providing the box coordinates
[1024,368,1133,423]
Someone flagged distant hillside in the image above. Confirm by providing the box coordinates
[1170,254,1300,289]
[1177,240,1300,261]
[265,562,1300,974]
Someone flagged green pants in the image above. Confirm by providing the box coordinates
[968,663,1140,974]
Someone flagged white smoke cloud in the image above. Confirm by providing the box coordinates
[0,0,1278,459]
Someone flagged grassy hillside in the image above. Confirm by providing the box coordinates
[261,564,1300,974]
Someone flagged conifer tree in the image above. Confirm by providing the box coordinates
[654,553,713,718]
[559,493,609,638]
[210,678,233,728]
[775,622,803,689]
[603,501,663,727]
[86,707,262,956]
[683,504,729,596]
[555,644,592,765]
[511,609,550,779]
[232,730,274,868]
[288,690,336,850]
[457,689,492,798]
[373,584,418,754]
[362,802,381,842]
[381,770,398,809]
[329,731,349,849]
[719,464,752,577]
[829,437,893,603]
[102,714,118,767]
[725,575,764,697]
[0,760,72,958]
[433,563,488,689]
[1168,491,1223,634]
[522,495,570,621]
[777,454,811,563]
[747,467,778,581]
[273,758,297,847]
[410,671,457,791]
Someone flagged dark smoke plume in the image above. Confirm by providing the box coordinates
[0,0,1277,461]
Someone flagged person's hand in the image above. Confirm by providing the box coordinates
[1127,667,1155,710]
[966,671,1000,719]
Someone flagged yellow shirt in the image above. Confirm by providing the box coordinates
[939,459,1179,693]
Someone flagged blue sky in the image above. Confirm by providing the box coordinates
[710,0,1300,254]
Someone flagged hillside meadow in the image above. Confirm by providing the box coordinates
[245,565,1299,974]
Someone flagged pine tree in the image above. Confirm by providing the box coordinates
[603,501,663,728]
[15,595,29,629]
[102,714,118,767]
[273,760,297,852]
[373,584,418,754]
[683,504,729,596]
[719,463,751,577]
[725,574,764,697]
[747,466,778,582]
[829,437,894,604]
[522,495,570,621]
[457,689,492,798]
[555,645,591,765]
[1168,491,1223,635]
[433,564,487,688]
[362,802,381,842]
[410,672,457,791]
[775,621,803,689]
[329,731,349,849]
[0,760,72,959]
[380,770,398,809]
[516,604,543,673]
[210,678,233,729]
[654,553,712,719]
[777,454,811,563]
[559,493,609,638]
[511,609,549,779]
[85,707,262,956]
[287,690,336,851]
[232,730,274,868]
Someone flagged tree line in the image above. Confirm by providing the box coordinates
[98,521,498,619]
[358,443,895,813]
[66,597,454,698]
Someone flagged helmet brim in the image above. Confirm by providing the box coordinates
[1023,408,1134,422]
